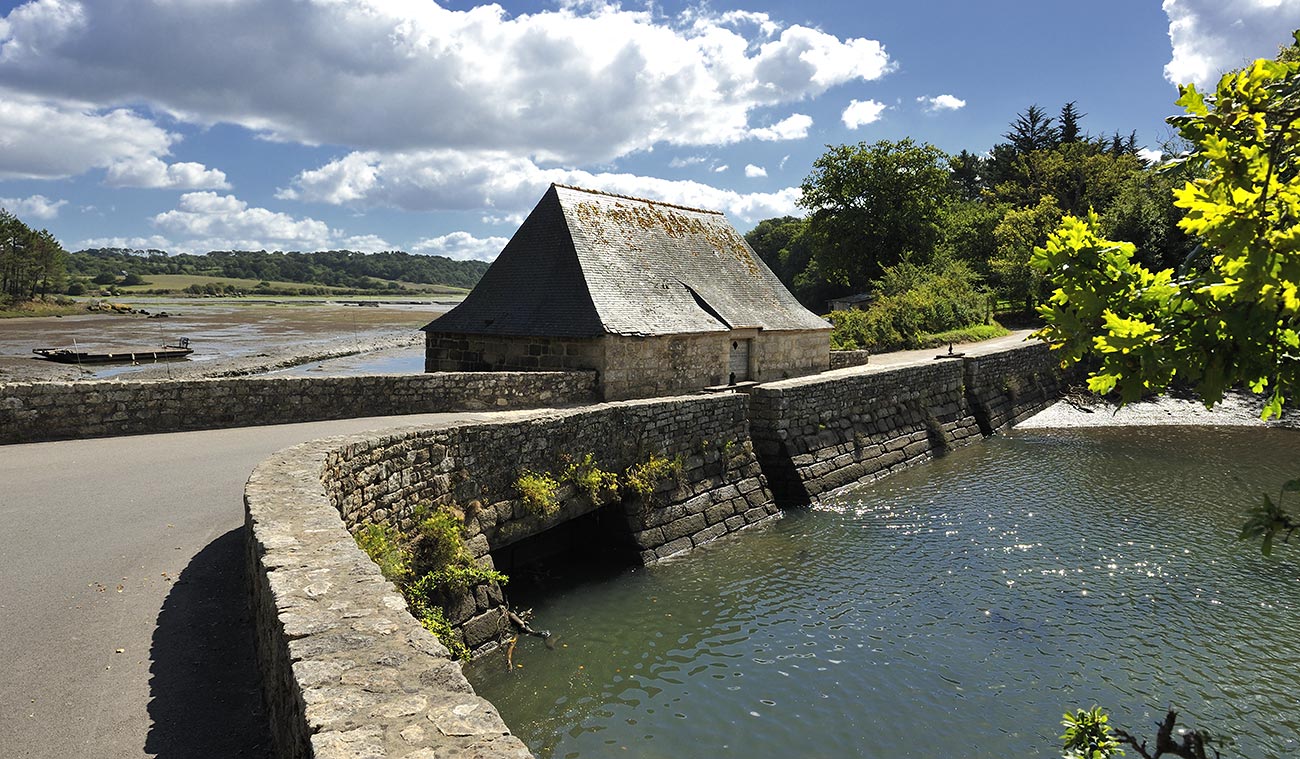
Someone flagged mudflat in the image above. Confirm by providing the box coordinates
[0,297,454,382]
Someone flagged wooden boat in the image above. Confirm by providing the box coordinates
[32,338,193,364]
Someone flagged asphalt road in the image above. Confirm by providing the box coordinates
[0,412,496,759]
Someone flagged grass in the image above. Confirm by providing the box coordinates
[915,322,1012,349]
[0,297,88,319]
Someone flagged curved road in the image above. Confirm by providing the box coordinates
[0,331,1036,759]
[0,411,499,759]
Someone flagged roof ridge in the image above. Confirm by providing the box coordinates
[551,183,724,216]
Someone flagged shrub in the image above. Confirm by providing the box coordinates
[516,470,561,515]
[354,523,412,584]
[563,453,619,504]
[624,454,685,497]
[828,259,990,352]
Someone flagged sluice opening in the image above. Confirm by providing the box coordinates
[490,501,642,608]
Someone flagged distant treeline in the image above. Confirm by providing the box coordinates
[68,248,490,290]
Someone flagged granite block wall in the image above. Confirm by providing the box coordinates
[0,371,597,444]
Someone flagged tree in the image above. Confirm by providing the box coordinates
[991,196,1063,312]
[1004,104,1060,153]
[949,150,985,202]
[1033,44,1300,419]
[0,209,66,302]
[799,138,954,290]
[1058,102,1084,144]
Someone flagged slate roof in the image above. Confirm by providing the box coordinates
[423,184,830,338]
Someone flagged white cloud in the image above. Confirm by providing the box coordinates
[917,94,966,112]
[745,164,767,178]
[0,1,892,164]
[340,234,392,252]
[152,192,335,253]
[0,91,228,188]
[1137,147,1164,164]
[714,165,730,173]
[1163,0,1300,87]
[105,157,229,190]
[0,193,66,220]
[280,149,802,224]
[841,99,887,128]
[749,113,813,142]
[669,155,711,169]
[411,231,511,261]
[74,234,174,251]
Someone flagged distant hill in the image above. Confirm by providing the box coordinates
[69,248,491,291]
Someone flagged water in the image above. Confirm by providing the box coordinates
[466,427,1300,758]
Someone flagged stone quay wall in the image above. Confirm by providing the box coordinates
[247,395,777,758]
[0,371,597,444]
[748,344,1062,504]
[962,342,1063,434]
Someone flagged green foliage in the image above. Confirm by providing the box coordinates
[354,523,413,584]
[0,209,66,303]
[353,505,507,662]
[992,196,1064,311]
[1033,39,1300,418]
[624,454,685,497]
[799,138,954,290]
[405,579,471,661]
[1061,707,1124,759]
[66,247,488,291]
[562,453,619,504]
[516,470,561,515]
[827,259,989,352]
[1240,479,1299,555]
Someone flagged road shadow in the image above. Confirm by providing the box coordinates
[145,527,272,758]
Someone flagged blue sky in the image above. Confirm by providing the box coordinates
[0,0,1297,260]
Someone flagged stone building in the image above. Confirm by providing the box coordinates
[422,184,830,400]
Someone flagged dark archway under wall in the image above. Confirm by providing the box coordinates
[489,502,643,605]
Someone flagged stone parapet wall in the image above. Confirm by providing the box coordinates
[246,428,534,759]
[323,395,776,654]
[247,396,777,758]
[0,371,597,444]
[829,350,871,370]
[748,361,983,504]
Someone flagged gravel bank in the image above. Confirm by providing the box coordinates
[1019,389,1298,429]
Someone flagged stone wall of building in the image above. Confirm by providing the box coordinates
[247,395,777,758]
[750,329,832,383]
[0,371,597,444]
[424,332,605,375]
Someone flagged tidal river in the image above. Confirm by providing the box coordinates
[467,426,1300,758]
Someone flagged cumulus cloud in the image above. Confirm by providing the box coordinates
[841,99,887,128]
[152,192,335,253]
[0,91,228,188]
[105,157,229,190]
[0,193,66,220]
[744,164,767,178]
[749,113,813,142]
[74,234,174,251]
[0,1,892,163]
[917,94,966,111]
[411,231,511,261]
[1163,0,1300,87]
[1137,147,1165,165]
[279,149,802,223]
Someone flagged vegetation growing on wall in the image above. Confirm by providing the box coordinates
[516,470,561,515]
[353,506,507,661]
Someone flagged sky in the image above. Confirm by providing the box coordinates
[0,0,1298,261]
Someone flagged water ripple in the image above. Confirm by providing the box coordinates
[469,427,1300,758]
